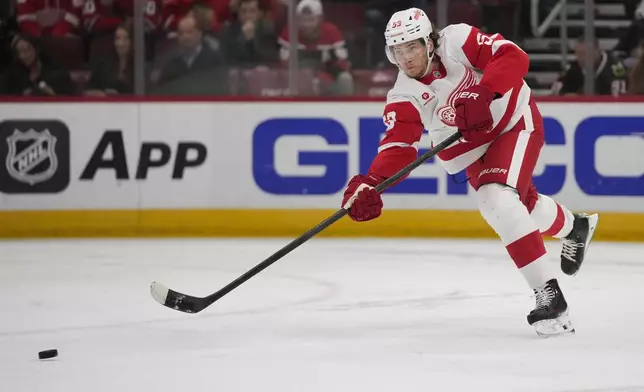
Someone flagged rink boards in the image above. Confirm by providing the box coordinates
[0,99,643,240]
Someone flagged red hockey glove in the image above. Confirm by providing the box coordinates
[342,174,384,222]
[453,84,496,143]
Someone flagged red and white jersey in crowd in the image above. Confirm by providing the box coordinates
[161,0,234,33]
[371,23,532,178]
[161,0,277,35]
[161,0,193,33]
[17,0,83,36]
[278,21,349,72]
[82,0,162,33]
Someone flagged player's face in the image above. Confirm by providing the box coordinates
[392,40,429,78]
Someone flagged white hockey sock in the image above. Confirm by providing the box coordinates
[477,184,555,289]
[530,193,574,238]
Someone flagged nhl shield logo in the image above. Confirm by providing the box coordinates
[6,128,58,185]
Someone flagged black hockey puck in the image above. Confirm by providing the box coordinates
[38,349,58,360]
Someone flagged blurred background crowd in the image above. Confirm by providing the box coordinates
[0,0,643,97]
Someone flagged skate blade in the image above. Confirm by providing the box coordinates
[585,213,599,248]
[569,213,600,277]
[533,311,575,338]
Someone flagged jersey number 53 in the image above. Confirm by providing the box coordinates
[383,111,397,131]
[476,32,495,46]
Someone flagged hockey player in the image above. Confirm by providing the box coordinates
[341,8,599,337]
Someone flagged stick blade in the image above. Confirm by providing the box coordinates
[150,281,207,314]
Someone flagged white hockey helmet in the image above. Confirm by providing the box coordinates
[384,8,434,70]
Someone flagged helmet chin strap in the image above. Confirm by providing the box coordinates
[420,48,435,78]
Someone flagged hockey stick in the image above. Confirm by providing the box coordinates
[150,131,462,314]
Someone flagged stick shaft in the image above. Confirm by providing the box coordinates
[203,132,461,306]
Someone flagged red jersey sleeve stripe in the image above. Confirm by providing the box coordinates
[368,101,425,179]
[460,26,529,95]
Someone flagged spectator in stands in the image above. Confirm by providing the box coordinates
[17,0,82,37]
[278,0,353,95]
[552,35,629,96]
[16,0,83,37]
[1,34,74,96]
[150,14,227,94]
[228,0,282,24]
[82,0,162,35]
[629,43,644,94]
[188,1,222,52]
[162,0,194,37]
[161,0,279,39]
[163,0,219,37]
[220,0,278,67]
[84,23,133,96]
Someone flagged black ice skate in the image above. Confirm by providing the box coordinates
[527,279,574,338]
[560,213,599,276]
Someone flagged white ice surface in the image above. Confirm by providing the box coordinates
[1,238,643,392]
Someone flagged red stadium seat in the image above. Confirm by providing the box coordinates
[352,69,397,97]
[241,68,317,96]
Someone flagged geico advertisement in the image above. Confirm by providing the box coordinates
[0,102,642,212]
[251,103,644,212]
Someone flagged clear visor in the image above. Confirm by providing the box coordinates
[387,42,427,64]
[386,39,431,66]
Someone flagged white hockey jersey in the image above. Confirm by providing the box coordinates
[368,23,533,178]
